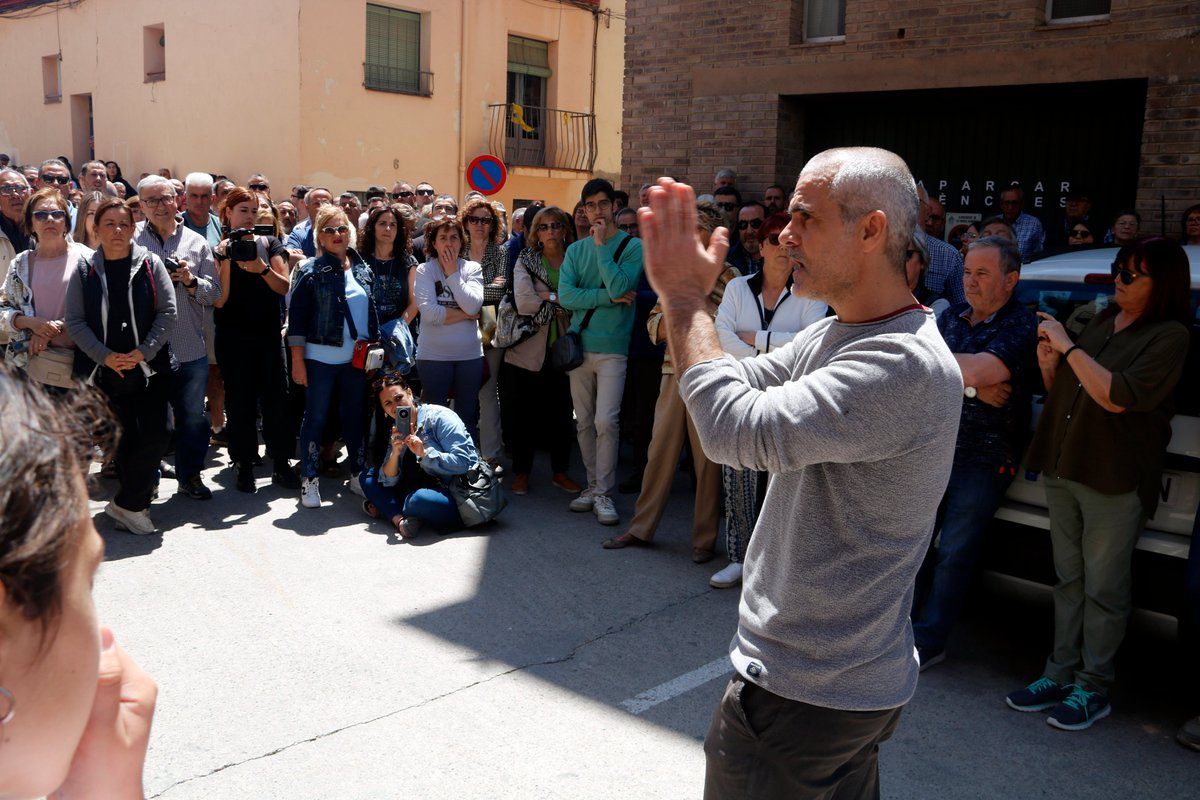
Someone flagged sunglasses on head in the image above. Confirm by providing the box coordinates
[32,209,67,222]
[391,191,414,199]
[1111,262,1147,285]
[371,369,408,393]
[41,175,70,185]
[249,183,270,192]
[321,225,350,235]
[737,219,763,231]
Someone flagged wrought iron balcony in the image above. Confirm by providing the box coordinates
[487,103,596,172]
[363,63,434,97]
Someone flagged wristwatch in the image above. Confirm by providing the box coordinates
[964,386,977,399]
[184,278,198,289]
[215,251,229,262]
[549,292,558,303]
[259,266,271,276]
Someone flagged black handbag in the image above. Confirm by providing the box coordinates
[448,460,508,526]
[549,236,632,373]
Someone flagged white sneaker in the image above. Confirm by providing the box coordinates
[592,494,619,525]
[104,501,156,535]
[301,477,321,508]
[568,488,595,512]
[710,562,744,589]
[348,473,365,497]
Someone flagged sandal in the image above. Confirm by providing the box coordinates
[362,500,380,519]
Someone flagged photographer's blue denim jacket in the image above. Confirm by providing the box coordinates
[286,249,379,347]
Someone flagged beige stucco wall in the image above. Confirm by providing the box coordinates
[0,0,623,212]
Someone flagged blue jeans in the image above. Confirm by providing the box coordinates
[359,467,462,529]
[170,357,210,481]
[417,357,483,442]
[912,464,1014,652]
[298,359,367,479]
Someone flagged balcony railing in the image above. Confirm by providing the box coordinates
[363,63,434,97]
[487,103,596,173]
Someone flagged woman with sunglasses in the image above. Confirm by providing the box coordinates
[503,206,582,495]
[460,197,508,471]
[1066,221,1098,248]
[211,187,297,493]
[65,198,178,535]
[708,211,827,589]
[0,188,94,390]
[413,216,484,440]
[1006,237,1191,730]
[287,205,379,509]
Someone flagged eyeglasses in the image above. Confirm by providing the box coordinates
[583,199,612,212]
[617,223,639,233]
[961,231,980,242]
[141,195,177,208]
[0,185,30,196]
[737,219,763,231]
[535,221,565,232]
[716,202,737,211]
[391,191,415,199]
[416,189,435,196]
[466,215,493,226]
[1068,229,1092,239]
[1111,263,1148,286]
[249,183,270,192]
[32,209,68,222]
[40,174,70,185]
[321,225,350,235]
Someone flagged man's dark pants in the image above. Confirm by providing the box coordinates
[704,675,902,800]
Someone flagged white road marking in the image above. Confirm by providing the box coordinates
[620,657,731,715]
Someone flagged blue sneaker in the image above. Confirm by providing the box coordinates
[1047,684,1111,731]
[1005,677,1072,712]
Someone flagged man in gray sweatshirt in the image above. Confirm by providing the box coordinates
[640,147,963,799]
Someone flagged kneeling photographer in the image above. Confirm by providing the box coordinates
[360,372,503,539]
[213,186,297,493]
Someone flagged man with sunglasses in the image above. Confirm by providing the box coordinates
[727,202,766,275]
[0,168,32,344]
[390,181,416,205]
[284,187,333,258]
[36,159,77,229]
[247,173,271,199]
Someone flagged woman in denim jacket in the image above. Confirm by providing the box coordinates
[287,206,379,509]
[360,372,476,539]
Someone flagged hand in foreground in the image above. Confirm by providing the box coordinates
[56,626,156,800]
[638,179,729,310]
[103,352,140,375]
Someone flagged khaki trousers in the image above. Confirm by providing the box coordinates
[628,372,720,551]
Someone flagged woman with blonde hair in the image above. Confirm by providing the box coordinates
[72,190,105,249]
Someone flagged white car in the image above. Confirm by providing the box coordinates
[993,245,1198,595]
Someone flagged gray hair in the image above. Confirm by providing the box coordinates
[810,147,918,273]
[0,167,30,187]
[715,168,737,181]
[38,159,68,174]
[185,172,214,192]
[967,235,1022,275]
[137,174,174,197]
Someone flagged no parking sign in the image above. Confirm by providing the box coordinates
[466,155,507,196]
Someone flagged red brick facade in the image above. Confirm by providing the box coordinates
[622,1,1200,231]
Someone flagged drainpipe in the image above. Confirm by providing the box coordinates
[589,6,599,116]
[459,0,468,199]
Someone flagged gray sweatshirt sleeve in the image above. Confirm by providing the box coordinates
[65,263,112,366]
[678,333,958,474]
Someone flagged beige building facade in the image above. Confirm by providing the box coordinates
[0,0,624,212]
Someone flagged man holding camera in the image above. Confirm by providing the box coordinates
[134,175,221,500]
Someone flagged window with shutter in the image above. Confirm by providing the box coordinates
[364,4,425,95]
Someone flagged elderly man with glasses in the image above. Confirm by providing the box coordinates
[134,175,221,500]
[0,168,32,344]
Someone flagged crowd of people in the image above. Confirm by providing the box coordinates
[1,151,1199,800]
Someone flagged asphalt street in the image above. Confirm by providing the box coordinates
[88,443,1197,799]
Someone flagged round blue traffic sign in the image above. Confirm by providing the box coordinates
[467,155,507,196]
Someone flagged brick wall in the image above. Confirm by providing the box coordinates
[623,1,1200,221]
